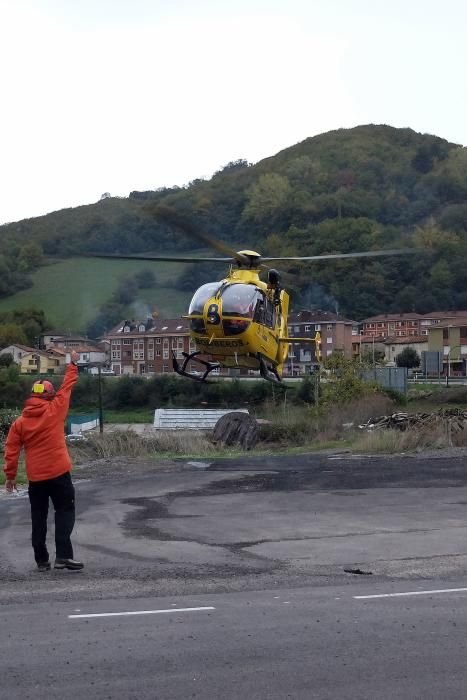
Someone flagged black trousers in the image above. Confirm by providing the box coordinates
[28,472,75,563]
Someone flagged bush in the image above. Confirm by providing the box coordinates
[382,388,408,405]
[0,408,20,445]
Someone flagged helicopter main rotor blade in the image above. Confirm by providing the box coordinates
[82,253,231,263]
[262,249,416,263]
[145,204,250,265]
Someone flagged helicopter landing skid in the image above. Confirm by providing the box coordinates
[258,355,282,384]
[172,351,220,382]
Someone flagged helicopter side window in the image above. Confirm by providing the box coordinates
[253,293,266,324]
[188,282,221,315]
[264,298,276,329]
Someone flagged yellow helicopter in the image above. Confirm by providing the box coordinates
[93,205,413,383]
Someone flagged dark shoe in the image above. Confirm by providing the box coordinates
[37,561,51,572]
[54,558,84,570]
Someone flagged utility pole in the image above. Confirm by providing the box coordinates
[98,364,104,433]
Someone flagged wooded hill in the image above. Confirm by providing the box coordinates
[2,124,467,320]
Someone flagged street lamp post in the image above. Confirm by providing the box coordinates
[86,362,104,433]
[97,364,104,434]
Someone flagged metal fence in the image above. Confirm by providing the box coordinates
[361,367,408,394]
[66,413,100,435]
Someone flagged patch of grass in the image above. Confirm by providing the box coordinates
[103,409,154,424]
[352,423,467,453]
[70,429,220,462]
[0,458,27,486]
[69,409,154,424]
[0,257,189,331]
[257,394,394,447]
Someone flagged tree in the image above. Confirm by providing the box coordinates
[242,174,291,222]
[18,242,44,271]
[134,269,156,289]
[396,347,420,368]
[0,324,28,349]
[112,277,138,305]
[0,353,14,367]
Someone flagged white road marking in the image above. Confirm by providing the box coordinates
[69,606,215,619]
[354,587,467,600]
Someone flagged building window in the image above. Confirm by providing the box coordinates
[156,350,161,357]
[148,350,154,360]
[327,325,333,331]
[326,337,332,344]
[156,338,161,344]
[111,339,120,345]
[163,350,169,359]
[315,324,321,331]
[124,326,130,333]
[112,351,121,359]
[139,325,145,332]
[304,325,311,332]
[123,339,131,345]
[163,364,169,372]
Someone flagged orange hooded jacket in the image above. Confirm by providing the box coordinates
[3,362,78,482]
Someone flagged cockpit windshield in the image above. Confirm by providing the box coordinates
[221,284,261,317]
[188,282,221,314]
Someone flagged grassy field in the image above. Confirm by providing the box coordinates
[70,409,154,424]
[0,458,26,486]
[0,257,190,331]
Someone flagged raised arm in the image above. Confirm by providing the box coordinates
[49,351,79,420]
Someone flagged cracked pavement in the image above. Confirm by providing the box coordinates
[2,451,467,604]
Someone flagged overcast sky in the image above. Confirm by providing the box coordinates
[1,0,466,224]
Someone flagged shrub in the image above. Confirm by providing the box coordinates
[0,408,20,445]
[70,429,217,461]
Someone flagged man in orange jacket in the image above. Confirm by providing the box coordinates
[4,351,84,571]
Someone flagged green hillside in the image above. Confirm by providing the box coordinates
[0,258,189,331]
[2,124,467,321]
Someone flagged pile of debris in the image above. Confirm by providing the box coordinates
[359,408,467,432]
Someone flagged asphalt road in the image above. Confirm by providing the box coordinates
[2,451,467,698]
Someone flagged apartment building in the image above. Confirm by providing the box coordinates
[105,318,199,376]
[285,310,358,375]
[362,311,467,338]
[428,318,467,376]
